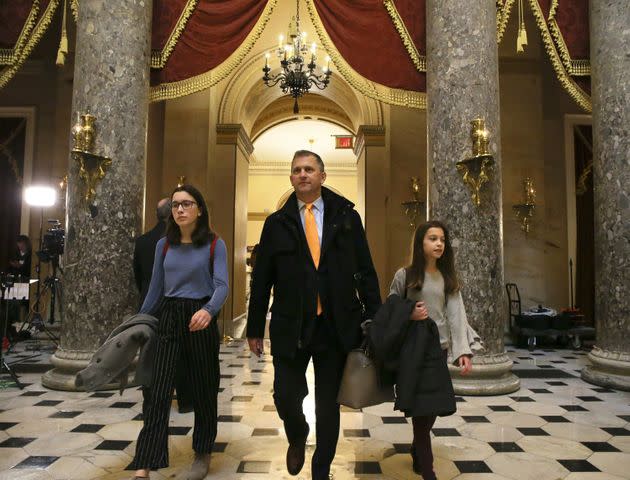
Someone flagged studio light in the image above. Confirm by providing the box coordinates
[24,186,57,207]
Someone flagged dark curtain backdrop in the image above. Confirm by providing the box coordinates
[574,125,594,326]
[0,118,26,274]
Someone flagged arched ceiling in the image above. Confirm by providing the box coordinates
[250,93,353,140]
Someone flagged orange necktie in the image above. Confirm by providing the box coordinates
[305,203,322,315]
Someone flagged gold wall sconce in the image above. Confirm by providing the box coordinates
[401,176,425,229]
[70,113,111,204]
[456,118,494,206]
[512,177,536,234]
[177,176,186,187]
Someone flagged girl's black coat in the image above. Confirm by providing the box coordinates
[369,294,456,417]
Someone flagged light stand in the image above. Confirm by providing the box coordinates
[31,208,45,325]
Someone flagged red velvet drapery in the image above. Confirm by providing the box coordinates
[535,0,590,96]
[151,0,192,54]
[0,0,54,53]
[150,0,270,86]
[0,1,38,48]
[312,0,425,92]
[0,0,592,111]
[538,0,589,59]
[0,0,57,89]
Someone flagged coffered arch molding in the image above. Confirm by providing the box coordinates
[218,49,383,137]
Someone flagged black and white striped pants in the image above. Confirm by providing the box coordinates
[129,297,220,470]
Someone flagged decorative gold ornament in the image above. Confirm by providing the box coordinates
[512,177,536,234]
[59,175,68,193]
[575,161,592,196]
[456,118,494,206]
[401,176,425,228]
[177,176,187,187]
[70,113,111,204]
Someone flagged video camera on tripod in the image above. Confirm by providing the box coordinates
[37,220,65,265]
[19,219,66,345]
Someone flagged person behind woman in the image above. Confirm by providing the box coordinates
[129,184,229,480]
[389,220,481,480]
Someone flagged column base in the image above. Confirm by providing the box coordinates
[581,347,630,392]
[448,353,520,395]
[41,346,134,391]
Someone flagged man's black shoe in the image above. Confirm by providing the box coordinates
[410,444,421,474]
[286,427,309,476]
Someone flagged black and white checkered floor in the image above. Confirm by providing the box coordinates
[1,340,629,479]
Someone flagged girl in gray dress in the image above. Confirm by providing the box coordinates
[389,220,482,480]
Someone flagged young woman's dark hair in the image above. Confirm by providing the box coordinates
[166,184,215,246]
[405,220,459,295]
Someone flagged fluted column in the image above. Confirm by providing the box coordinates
[426,0,519,394]
[43,0,152,390]
[581,0,630,391]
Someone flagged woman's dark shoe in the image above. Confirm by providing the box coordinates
[176,452,210,480]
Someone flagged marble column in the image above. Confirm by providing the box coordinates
[43,0,152,390]
[581,1,630,391]
[354,125,389,300]
[212,124,253,338]
[426,0,519,394]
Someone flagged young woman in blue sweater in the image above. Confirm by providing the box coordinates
[129,184,229,480]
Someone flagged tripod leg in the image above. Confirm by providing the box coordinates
[2,360,24,389]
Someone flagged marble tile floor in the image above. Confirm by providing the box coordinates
[1,340,629,479]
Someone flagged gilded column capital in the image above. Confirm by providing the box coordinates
[216,124,254,157]
[354,125,386,156]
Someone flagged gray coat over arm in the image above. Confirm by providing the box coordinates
[75,313,158,393]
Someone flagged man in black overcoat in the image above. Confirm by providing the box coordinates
[247,150,381,480]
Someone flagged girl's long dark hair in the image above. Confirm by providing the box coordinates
[405,220,459,295]
[166,184,215,246]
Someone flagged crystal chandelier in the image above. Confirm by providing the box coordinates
[262,0,332,113]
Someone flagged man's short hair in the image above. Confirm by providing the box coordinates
[292,150,325,172]
[156,197,171,221]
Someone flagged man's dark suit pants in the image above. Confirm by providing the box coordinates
[272,320,347,480]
